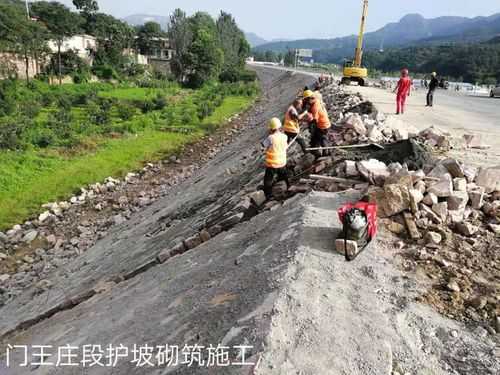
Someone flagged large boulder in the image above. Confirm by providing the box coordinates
[475,166,500,193]
[447,191,469,211]
[383,184,411,216]
[427,175,453,198]
[357,159,390,186]
[343,114,367,136]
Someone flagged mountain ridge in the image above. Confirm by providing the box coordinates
[254,12,500,63]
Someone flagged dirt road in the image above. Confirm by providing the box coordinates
[350,85,500,166]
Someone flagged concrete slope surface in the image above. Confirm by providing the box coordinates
[256,192,498,375]
[1,67,498,375]
[2,192,309,375]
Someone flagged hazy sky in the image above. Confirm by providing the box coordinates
[55,0,500,40]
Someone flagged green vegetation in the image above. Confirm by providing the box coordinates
[0,0,258,229]
[364,42,500,84]
[1,1,251,87]
[168,9,250,87]
[0,81,258,229]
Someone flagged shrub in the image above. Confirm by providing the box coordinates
[125,63,146,77]
[152,94,167,111]
[87,98,113,126]
[0,116,27,150]
[72,71,91,84]
[116,103,136,121]
[92,64,119,80]
[219,68,240,83]
[238,69,258,82]
[19,100,42,118]
[0,79,17,116]
[138,99,155,114]
[30,127,57,148]
[219,68,257,83]
[57,96,72,112]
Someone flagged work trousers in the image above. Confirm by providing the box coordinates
[310,124,329,157]
[396,93,408,114]
[427,89,436,106]
[285,131,307,153]
[264,167,289,199]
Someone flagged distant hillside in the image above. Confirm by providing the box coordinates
[363,43,500,84]
[254,13,500,63]
[245,32,268,47]
[123,14,169,29]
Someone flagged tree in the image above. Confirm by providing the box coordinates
[167,9,193,83]
[18,20,51,82]
[216,11,249,80]
[90,13,134,69]
[31,1,83,84]
[284,49,295,66]
[0,2,50,82]
[72,0,99,34]
[136,21,165,56]
[72,0,98,14]
[184,15,224,88]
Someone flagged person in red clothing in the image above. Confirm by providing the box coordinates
[393,68,412,115]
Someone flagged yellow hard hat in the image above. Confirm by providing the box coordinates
[268,117,282,130]
[303,90,314,99]
[432,72,437,76]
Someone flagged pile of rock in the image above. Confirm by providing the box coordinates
[336,158,500,239]
[319,84,458,150]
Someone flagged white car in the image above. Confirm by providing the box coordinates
[490,85,500,98]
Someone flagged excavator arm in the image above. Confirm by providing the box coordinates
[354,0,369,67]
[342,0,369,86]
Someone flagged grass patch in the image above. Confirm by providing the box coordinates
[203,96,253,124]
[0,94,255,230]
[99,87,180,101]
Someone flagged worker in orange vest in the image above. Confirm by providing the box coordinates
[262,118,289,199]
[303,89,331,157]
[283,98,309,154]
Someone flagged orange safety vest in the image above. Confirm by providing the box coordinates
[310,99,331,130]
[283,106,300,134]
[265,132,288,169]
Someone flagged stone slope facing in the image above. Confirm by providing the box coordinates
[2,192,310,374]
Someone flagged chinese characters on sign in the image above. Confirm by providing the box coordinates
[4,344,255,368]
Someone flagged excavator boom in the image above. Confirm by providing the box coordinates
[342,0,369,86]
[354,0,369,67]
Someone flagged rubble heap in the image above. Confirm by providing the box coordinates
[321,85,452,150]
[282,84,500,332]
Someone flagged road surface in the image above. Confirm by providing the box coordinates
[350,85,500,166]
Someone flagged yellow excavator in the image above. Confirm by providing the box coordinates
[342,0,369,86]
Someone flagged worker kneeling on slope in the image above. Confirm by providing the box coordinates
[283,98,309,154]
[303,89,331,157]
[262,118,289,200]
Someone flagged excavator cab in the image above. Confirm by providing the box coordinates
[342,61,368,86]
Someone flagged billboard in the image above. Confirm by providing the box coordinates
[297,49,313,58]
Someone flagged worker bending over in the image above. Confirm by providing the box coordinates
[283,99,308,154]
[262,118,289,199]
[303,89,331,157]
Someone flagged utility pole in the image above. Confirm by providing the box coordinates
[25,0,30,19]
